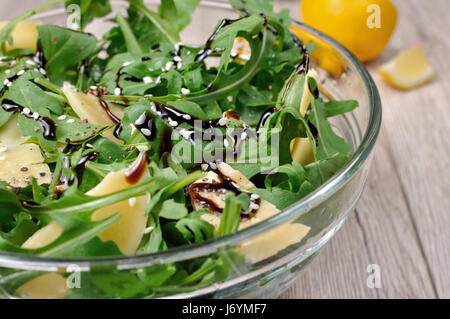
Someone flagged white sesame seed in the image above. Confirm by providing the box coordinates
[182,114,191,120]
[32,112,40,120]
[177,62,182,69]
[181,88,190,95]
[141,128,152,136]
[58,115,67,121]
[128,197,137,207]
[39,68,46,75]
[169,120,178,127]
[179,128,192,140]
[250,194,260,200]
[174,42,182,51]
[123,61,131,67]
[218,118,227,126]
[201,163,209,171]
[16,70,25,76]
[143,76,152,84]
[187,51,191,55]
[3,79,11,87]
[0,146,7,153]
[227,96,233,102]
[26,60,36,66]
[135,113,146,125]
[86,143,94,148]
[9,61,16,67]
[174,56,182,62]
[165,61,173,71]
[249,203,260,210]
[155,76,161,84]
[209,162,217,170]
[67,119,75,124]
[22,108,31,115]
[114,87,121,95]
[144,226,155,234]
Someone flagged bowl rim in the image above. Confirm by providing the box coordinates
[0,0,382,271]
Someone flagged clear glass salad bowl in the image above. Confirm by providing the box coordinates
[0,0,381,299]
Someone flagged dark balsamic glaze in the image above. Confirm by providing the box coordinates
[188,169,261,221]
[125,152,148,184]
[256,107,276,135]
[194,18,242,63]
[1,99,56,140]
[115,66,125,95]
[74,151,100,183]
[98,98,120,124]
[134,111,157,141]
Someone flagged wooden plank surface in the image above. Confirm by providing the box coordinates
[1,0,448,299]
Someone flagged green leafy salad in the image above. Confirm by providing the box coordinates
[0,0,358,298]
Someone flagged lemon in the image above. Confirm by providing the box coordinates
[301,0,397,62]
[378,45,435,90]
[0,21,39,51]
[290,26,344,78]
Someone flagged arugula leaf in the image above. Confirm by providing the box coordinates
[38,26,98,85]
[323,100,359,117]
[159,0,201,33]
[217,192,249,237]
[309,97,351,159]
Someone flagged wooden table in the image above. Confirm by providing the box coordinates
[2,0,449,299]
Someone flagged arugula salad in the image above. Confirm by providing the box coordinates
[0,0,358,298]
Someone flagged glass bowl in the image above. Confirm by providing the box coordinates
[0,0,381,299]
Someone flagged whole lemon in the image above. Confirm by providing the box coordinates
[301,0,397,62]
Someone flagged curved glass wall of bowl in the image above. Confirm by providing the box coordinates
[0,0,381,299]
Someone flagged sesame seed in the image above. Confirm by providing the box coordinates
[128,197,137,207]
[135,113,146,125]
[169,120,178,127]
[3,79,11,87]
[67,119,75,124]
[143,76,152,84]
[249,203,260,211]
[123,61,131,67]
[155,76,161,84]
[182,114,191,120]
[17,70,25,76]
[209,162,217,170]
[227,96,233,102]
[32,112,40,120]
[58,115,67,120]
[141,128,152,136]
[201,164,209,171]
[26,60,36,66]
[22,108,31,115]
[114,87,121,95]
[177,62,182,69]
[165,61,173,71]
[218,118,227,126]
[144,226,155,234]
[250,194,260,200]
[174,56,182,62]
[181,88,190,95]
[39,68,46,75]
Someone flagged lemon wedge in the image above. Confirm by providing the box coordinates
[378,45,434,90]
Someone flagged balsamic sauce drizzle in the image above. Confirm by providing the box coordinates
[1,99,56,140]
[189,169,261,221]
